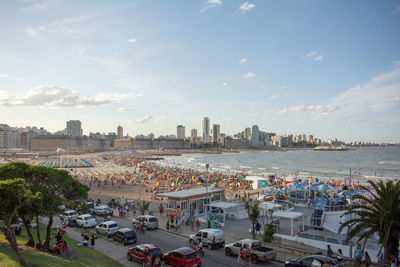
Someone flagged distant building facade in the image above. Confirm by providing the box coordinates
[211,124,220,143]
[30,135,110,152]
[250,125,259,148]
[177,125,185,140]
[66,120,82,137]
[117,126,123,140]
[202,117,210,143]
[190,129,197,144]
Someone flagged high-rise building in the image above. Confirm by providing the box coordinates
[244,127,251,140]
[211,124,220,143]
[117,125,123,140]
[0,124,9,149]
[177,125,185,139]
[190,129,197,143]
[202,117,210,143]
[250,125,259,148]
[66,120,82,137]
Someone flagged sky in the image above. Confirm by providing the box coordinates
[0,0,399,143]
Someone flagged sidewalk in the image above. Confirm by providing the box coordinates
[52,219,129,267]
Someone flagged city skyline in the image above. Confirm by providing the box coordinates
[1,1,400,142]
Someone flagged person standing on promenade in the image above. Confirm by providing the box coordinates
[90,235,95,248]
[195,218,200,231]
[364,251,371,267]
[159,203,164,216]
[327,245,333,258]
[336,248,343,262]
[354,244,363,267]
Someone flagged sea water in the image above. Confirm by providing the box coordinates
[161,146,400,178]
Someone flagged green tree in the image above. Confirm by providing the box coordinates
[263,209,275,243]
[339,180,400,264]
[0,178,39,265]
[0,162,89,251]
[245,201,260,239]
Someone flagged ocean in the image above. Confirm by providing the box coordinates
[160,147,400,178]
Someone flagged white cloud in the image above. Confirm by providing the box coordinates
[15,77,25,82]
[329,65,400,114]
[392,6,400,15]
[26,27,38,37]
[222,82,228,87]
[240,2,255,12]
[314,55,323,61]
[136,115,152,123]
[279,86,286,90]
[243,72,256,78]
[26,2,50,11]
[39,26,47,31]
[268,94,279,100]
[0,85,143,108]
[239,58,247,63]
[0,74,9,78]
[208,0,222,4]
[277,108,287,114]
[200,0,222,13]
[62,28,87,38]
[154,115,167,122]
[54,15,88,26]
[289,105,305,112]
[248,112,259,117]
[302,51,317,58]
[264,109,272,114]
[128,38,136,43]
[117,107,132,112]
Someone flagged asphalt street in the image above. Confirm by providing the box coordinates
[85,215,283,267]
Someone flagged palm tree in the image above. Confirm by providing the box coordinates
[338,180,400,264]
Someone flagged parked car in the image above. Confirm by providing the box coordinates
[189,229,225,250]
[224,239,277,264]
[95,221,118,237]
[163,247,201,267]
[10,218,37,229]
[113,228,137,245]
[285,255,345,267]
[132,215,158,230]
[75,214,97,228]
[62,217,78,227]
[94,205,113,217]
[127,244,163,263]
[59,210,79,220]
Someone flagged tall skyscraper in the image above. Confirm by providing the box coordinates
[244,127,251,140]
[117,125,123,140]
[250,125,259,148]
[66,120,82,137]
[211,124,220,143]
[202,117,210,143]
[177,125,185,139]
[190,129,197,143]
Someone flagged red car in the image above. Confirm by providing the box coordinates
[127,244,163,263]
[163,247,202,267]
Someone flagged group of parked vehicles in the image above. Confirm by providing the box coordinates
[60,201,336,266]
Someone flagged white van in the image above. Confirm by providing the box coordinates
[189,228,225,250]
[76,214,97,228]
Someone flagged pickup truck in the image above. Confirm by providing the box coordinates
[224,239,277,264]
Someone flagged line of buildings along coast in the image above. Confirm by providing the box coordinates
[1,117,395,153]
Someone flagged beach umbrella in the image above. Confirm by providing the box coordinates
[273,189,284,195]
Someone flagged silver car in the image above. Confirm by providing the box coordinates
[132,215,158,230]
[96,221,119,237]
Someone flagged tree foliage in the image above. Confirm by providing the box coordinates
[245,201,260,238]
[338,180,400,264]
[0,178,39,265]
[0,162,89,251]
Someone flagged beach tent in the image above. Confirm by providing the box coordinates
[245,176,269,190]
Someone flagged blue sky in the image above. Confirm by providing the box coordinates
[0,0,399,142]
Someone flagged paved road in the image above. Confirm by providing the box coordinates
[72,215,283,267]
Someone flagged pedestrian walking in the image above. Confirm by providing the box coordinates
[354,244,363,267]
[336,248,343,262]
[245,246,252,267]
[364,251,371,267]
[327,245,334,258]
[159,203,164,216]
[90,235,95,248]
[195,218,200,231]
[255,220,261,234]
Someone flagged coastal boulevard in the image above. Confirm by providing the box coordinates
[76,215,283,267]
